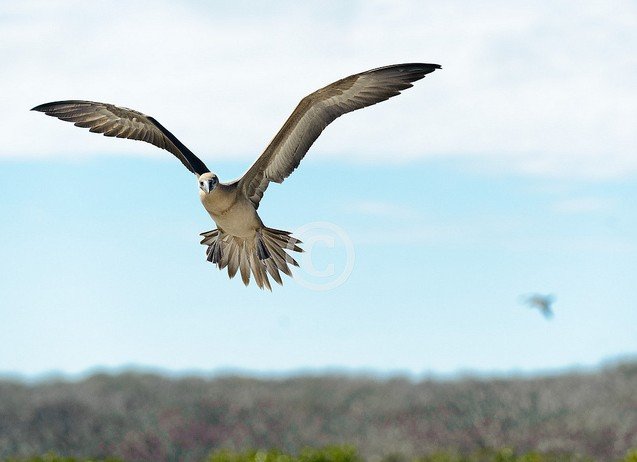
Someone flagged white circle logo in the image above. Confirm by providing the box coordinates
[291,221,355,291]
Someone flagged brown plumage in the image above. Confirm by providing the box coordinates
[32,63,441,289]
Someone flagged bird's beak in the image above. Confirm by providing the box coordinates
[200,178,216,193]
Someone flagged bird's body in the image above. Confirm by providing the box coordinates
[522,293,555,319]
[32,63,441,289]
[200,181,261,238]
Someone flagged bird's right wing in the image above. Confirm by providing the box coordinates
[32,100,210,175]
[238,63,441,208]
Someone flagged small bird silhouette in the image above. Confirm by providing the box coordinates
[522,293,555,319]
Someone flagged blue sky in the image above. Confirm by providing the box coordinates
[1,1,636,378]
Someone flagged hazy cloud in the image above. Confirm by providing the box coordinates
[2,0,636,179]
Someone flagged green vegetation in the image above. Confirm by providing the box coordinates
[5,446,637,462]
[208,446,361,462]
[622,450,637,462]
[206,447,597,462]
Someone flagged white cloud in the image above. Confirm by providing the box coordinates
[1,0,636,179]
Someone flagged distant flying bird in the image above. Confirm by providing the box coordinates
[32,63,441,289]
[522,294,555,319]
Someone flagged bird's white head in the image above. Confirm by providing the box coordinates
[198,172,219,194]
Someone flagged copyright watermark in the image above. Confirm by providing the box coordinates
[291,221,355,291]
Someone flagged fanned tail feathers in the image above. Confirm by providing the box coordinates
[200,227,302,290]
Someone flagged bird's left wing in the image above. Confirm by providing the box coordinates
[238,63,441,208]
[31,100,210,175]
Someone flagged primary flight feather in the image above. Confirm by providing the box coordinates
[32,63,441,289]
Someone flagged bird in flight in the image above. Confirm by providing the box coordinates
[32,63,441,289]
[522,293,556,319]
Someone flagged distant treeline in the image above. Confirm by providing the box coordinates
[0,362,636,462]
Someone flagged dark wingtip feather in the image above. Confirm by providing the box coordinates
[31,100,83,113]
[367,62,442,75]
[400,63,442,77]
[406,63,442,70]
[31,103,49,112]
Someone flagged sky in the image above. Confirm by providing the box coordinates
[0,0,636,379]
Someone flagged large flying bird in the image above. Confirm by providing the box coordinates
[32,63,441,289]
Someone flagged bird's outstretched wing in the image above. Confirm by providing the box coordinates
[522,293,555,319]
[238,63,441,207]
[31,100,210,175]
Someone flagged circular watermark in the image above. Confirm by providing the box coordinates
[291,221,355,291]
